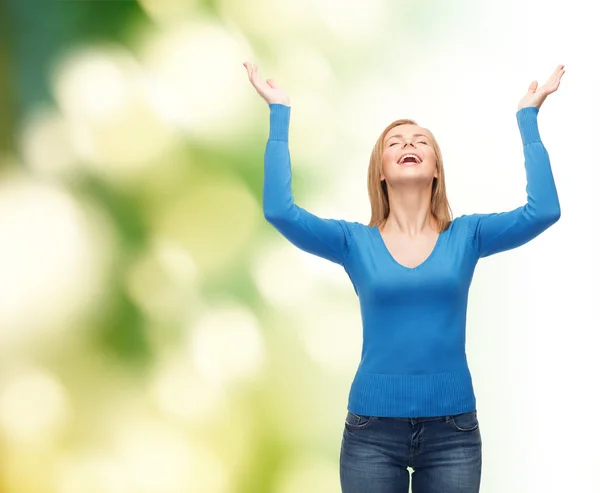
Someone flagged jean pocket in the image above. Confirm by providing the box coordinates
[449,409,479,432]
[344,411,376,430]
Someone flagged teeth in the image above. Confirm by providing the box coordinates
[400,153,421,164]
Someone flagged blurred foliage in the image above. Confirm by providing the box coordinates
[4,0,147,114]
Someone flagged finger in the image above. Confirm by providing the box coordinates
[244,62,253,79]
[549,65,565,83]
[552,64,564,77]
[252,66,271,93]
[554,68,564,83]
[252,65,264,86]
[555,70,565,88]
[544,77,564,94]
[551,68,565,89]
[528,81,538,93]
[246,64,262,90]
[254,65,262,85]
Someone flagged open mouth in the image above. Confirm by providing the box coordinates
[398,153,422,165]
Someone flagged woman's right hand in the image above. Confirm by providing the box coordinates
[243,61,290,107]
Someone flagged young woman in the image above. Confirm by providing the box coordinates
[244,61,564,493]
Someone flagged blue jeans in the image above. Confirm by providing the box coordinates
[339,409,482,493]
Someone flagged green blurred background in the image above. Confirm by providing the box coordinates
[0,0,597,492]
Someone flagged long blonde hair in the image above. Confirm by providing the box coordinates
[367,118,453,232]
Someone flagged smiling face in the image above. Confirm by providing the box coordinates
[380,124,438,185]
[367,118,451,230]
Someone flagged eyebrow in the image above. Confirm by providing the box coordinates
[385,133,430,144]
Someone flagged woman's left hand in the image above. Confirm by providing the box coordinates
[517,64,565,111]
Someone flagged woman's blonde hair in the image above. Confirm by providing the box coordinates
[367,118,453,232]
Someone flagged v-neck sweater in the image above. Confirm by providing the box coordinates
[263,103,560,417]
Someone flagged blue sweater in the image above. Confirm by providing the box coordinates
[263,103,560,417]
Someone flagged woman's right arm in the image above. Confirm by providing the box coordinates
[244,61,353,265]
[263,103,353,266]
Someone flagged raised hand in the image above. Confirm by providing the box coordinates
[243,61,290,107]
[518,64,565,111]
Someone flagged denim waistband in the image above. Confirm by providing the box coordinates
[381,409,476,424]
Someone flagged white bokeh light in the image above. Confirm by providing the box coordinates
[52,46,176,178]
[150,352,224,422]
[0,174,114,346]
[114,419,202,493]
[57,453,130,493]
[21,108,77,176]
[126,239,201,324]
[141,20,255,140]
[189,302,265,387]
[297,298,361,376]
[251,240,320,308]
[218,0,313,47]
[53,47,140,123]
[273,455,340,493]
[311,0,387,45]
[0,367,70,444]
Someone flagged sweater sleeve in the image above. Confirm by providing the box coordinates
[262,103,353,266]
[467,106,561,258]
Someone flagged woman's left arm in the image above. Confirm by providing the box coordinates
[468,65,565,258]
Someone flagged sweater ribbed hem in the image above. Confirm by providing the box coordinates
[347,368,477,418]
[268,104,291,141]
[517,106,541,146]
